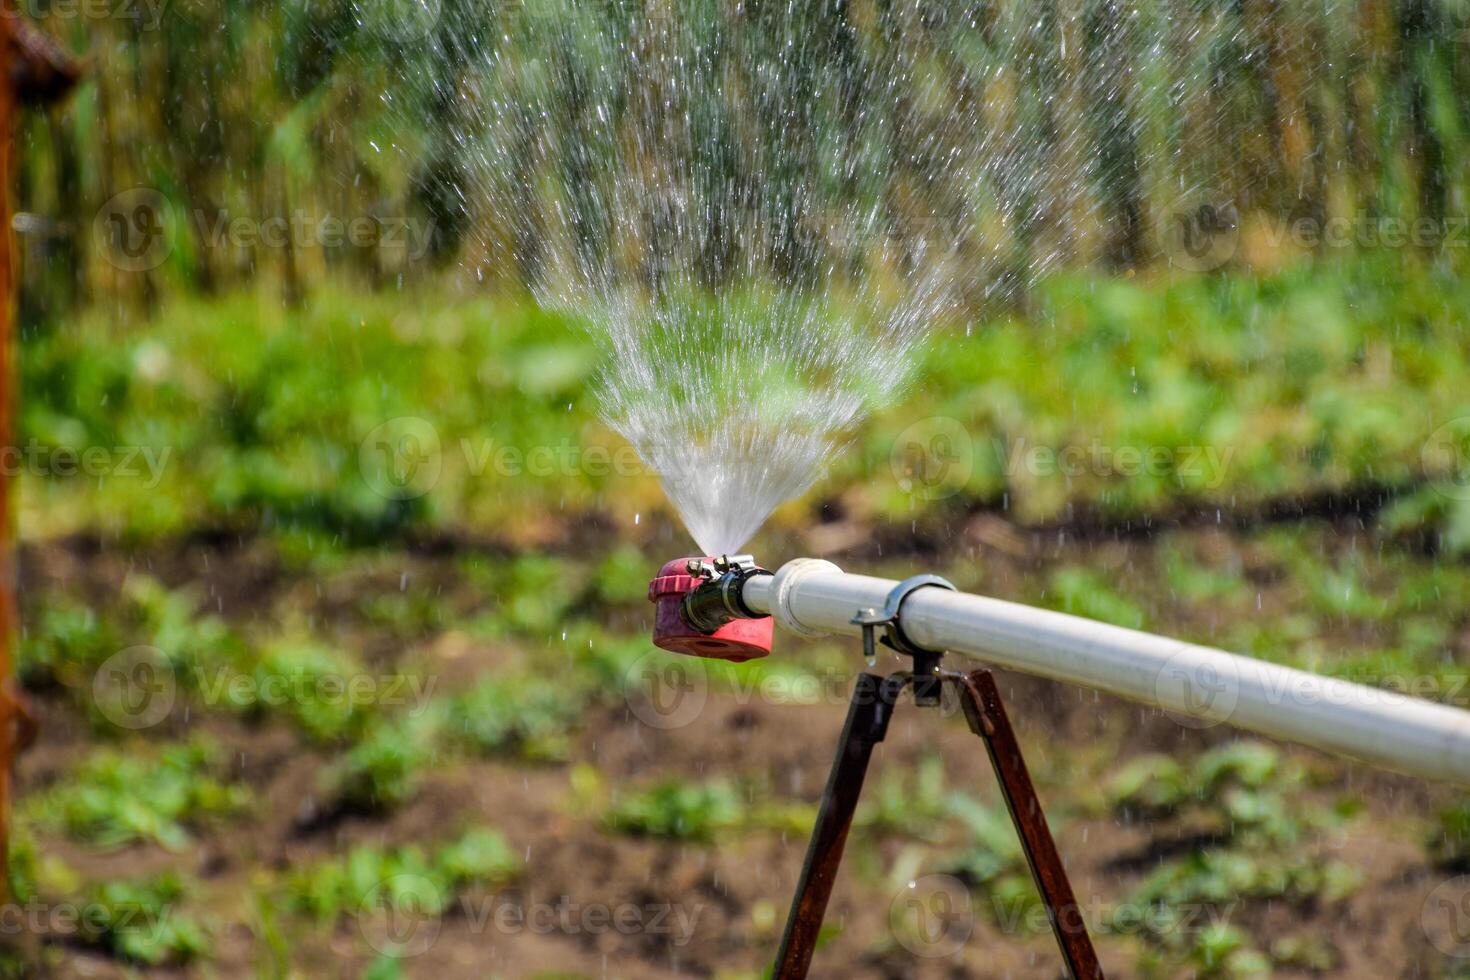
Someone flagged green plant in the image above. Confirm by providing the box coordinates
[362,590,453,639]
[1429,798,1470,869]
[285,828,521,922]
[931,792,1045,933]
[123,577,239,674]
[18,598,116,690]
[603,780,746,842]
[1190,924,1270,979]
[26,256,1470,548]
[1107,742,1303,846]
[322,712,439,813]
[1106,754,1191,818]
[77,873,211,966]
[20,577,239,724]
[364,954,407,980]
[1159,541,1250,605]
[26,738,249,850]
[1045,567,1147,629]
[440,672,583,762]
[6,824,80,909]
[856,756,949,841]
[1106,742,1360,972]
[1270,934,1338,971]
[6,830,39,905]
[224,639,384,744]
[250,884,293,979]
[941,794,1027,889]
[1130,849,1361,912]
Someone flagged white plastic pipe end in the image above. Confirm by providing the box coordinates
[767,558,844,638]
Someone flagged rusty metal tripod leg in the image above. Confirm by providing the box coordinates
[771,666,1104,980]
[950,668,1104,979]
[772,672,903,980]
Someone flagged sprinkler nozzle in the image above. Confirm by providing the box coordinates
[648,555,773,662]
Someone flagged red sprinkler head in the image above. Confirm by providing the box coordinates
[648,557,773,662]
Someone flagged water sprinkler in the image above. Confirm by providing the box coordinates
[643,554,1470,979]
[647,555,773,662]
[648,556,1470,786]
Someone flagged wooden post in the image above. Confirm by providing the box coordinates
[0,10,79,897]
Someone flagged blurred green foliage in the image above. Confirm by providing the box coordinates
[1430,799,1470,869]
[284,827,521,922]
[440,671,585,762]
[602,779,747,841]
[323,709,441,813]
[227,640,385,744]
[24,738,250,850]
[77,873,212,966]
[600,777,815,841]
[20,256,1470,552]
[1105,742,1362,975]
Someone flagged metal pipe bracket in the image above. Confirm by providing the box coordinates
[850,574,956,705]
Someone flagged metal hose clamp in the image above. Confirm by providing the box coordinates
[681,555,772,633]
[851,574,957,656]
[851,574,956,705]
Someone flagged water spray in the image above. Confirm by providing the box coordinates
[649,554,1470,979]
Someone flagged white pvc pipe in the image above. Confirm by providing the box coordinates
[741,559,1470,786]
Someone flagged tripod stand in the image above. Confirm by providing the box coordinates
[770,578,1105,978]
